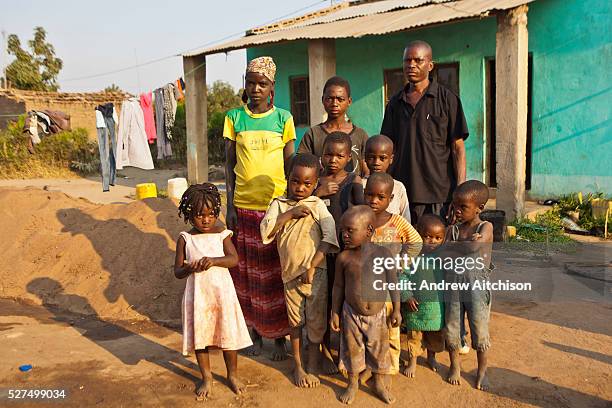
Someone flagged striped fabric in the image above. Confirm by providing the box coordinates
[229,208,289,339]
[372,213,423,259]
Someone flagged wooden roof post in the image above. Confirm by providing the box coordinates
[183,55,208,184]
[495,5,529,221]
[308,39,336,126]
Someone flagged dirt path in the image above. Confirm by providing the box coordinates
[0,167,187,204]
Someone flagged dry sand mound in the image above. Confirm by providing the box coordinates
[0,187,189,322]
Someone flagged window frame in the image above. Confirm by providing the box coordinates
[383,62,461,107]
[289,75,310,127]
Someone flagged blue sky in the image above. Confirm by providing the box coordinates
[0,0,330,94]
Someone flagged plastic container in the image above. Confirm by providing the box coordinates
[167,178,189,200]
[135,183,157,200]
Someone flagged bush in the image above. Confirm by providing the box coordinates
[0,116,99,178]
[509,207,573,243]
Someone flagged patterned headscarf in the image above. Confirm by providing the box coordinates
[246,56,276,83]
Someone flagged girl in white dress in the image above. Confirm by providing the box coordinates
[174,183,252,400]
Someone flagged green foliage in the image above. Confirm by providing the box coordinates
[103,84,123,93]
[509,207,573,243]
[207,81,242,166]
[557,191,610,237]
[0,118,98,178]
[5,27,63,91]
[159,81,241,166]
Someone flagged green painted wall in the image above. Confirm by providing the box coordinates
[247,0,611,197]
[528,0,612,197]
[335,19,496,183]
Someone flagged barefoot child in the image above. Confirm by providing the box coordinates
[260,153,339,388]
[400,214,447,378]
[331,206,400,404]
[298,76,368,175]
[315,131,364,372]
[362,134,411,222]
[364,172,422,379]
[444,180,493,390]
[174,183,252,400]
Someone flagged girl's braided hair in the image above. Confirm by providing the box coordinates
[178,183,222,223]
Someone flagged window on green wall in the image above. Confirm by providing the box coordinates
[290,76,310,127]
[383,62,460,106]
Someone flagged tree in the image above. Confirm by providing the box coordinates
[5,27,63,91]
[103,84,122,93]
[206,81,242,165]
[207,80,242,119]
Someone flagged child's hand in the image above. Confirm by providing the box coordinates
[317,180,339,197]
[196,257,215,271]
[184,261,200,273]
[289,205,311,219]
[388,309,402,329]
[407,297,419,312]
[301,267,315,284]
[330,312,340,332]
[471,233,483,241]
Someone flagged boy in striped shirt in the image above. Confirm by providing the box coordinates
[364,172,422,382]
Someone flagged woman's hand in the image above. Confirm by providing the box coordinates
[226,205,238,231]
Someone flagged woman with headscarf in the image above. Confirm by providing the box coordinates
[224,56,296,360]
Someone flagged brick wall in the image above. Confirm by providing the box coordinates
[0,89,131,140]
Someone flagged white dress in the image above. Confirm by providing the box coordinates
[180,230,252,355]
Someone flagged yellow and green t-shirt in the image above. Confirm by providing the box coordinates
[223,105,296,211]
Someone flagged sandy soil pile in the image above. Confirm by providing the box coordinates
[0,187,189,322]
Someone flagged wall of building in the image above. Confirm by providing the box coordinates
[0,89,128,140]
[247,0,611,197]
[528,0,611,197]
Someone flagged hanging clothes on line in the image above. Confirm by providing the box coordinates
[153,87,172,160]
[23,110,71,153]
[95,103,118,192]
[174,77,185,101]
[162,83,177,140]
[116,98,154,170]
[140,92,157,144]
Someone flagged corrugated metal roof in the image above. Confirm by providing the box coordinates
[284,0,450,30]
[185,0,533,57]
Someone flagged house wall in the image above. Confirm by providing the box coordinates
[247,0,612,197]
[527,0,611,197]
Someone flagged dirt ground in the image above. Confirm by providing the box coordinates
[0,183,610,407]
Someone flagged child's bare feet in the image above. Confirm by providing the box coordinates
[401,357,417,378]
[447,364,461,385]
[294,366,320,388]
[195,376,212,401]
[359,368,372,385]
[476,372,489,391]
[271,337,288,361]
[447,350,461,385]
[339,376,359,404]
[228,375,247,395]
[426,351,440,372]
[372,374,395,404]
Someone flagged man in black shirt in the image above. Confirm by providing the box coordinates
[381,41,468,225]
